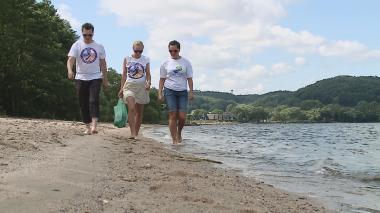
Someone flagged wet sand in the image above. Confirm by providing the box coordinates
[0,117,330,212]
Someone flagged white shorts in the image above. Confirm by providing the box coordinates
[123,81,150,104]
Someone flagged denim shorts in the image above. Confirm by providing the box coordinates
[164,87,188,112]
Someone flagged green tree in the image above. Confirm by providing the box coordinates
[299,100,323,110]
[248,106,269,122]
[0,0,79,120]
[210,109,224,114]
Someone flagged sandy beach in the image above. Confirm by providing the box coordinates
[0,117,330,212]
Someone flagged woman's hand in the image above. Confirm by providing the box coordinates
[188,91,194,101]
[145,81,151,90]
[118,89,123,98]
[158,91,164,102]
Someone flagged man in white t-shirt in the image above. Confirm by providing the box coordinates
[67,23,109,135]
[158,40,194,145]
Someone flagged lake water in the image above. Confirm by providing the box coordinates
[144,123,380,213]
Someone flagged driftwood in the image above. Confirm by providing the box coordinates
[171,154,223,164]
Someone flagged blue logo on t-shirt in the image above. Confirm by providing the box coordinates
[170,65,185,77]
[173,65,183,74]
[128,62,145,79]
[80,47,97,64]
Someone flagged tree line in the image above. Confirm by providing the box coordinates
[224,101,380,123]
[190,76,380,123]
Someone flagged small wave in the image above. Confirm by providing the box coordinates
[359,175,380,183]
[320,166,343,176]
[354,207,380,213]
[317,167,380,184]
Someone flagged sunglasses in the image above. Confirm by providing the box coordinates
[169,49,179,53]
[134,49,143,53]
[82,34,93,37]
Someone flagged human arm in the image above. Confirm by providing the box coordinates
[158,78,165,101]
[67,56,76,80]
[187,77,194,100]
[145,63,151,90]
[158,62,167,101]
[187,60,194,100]
[100,58,109,88]
[118,58,127,98]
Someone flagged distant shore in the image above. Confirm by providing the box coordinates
[0,117,330,212]
[186,120,240,125]
[187,119,380,126]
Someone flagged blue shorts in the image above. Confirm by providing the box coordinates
[164,87,188,112]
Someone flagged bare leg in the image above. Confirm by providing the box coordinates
[126,97,137,139]
[177,112,186,143]
[91,117,98,134]
[168,112,178,144]
[135,103,144,137]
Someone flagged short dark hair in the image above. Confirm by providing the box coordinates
[168,40,180,49]
[82,23,94,32]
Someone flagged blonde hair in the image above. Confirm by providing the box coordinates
[133,40,144,48]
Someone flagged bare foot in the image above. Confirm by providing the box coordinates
[84,129,91,135]
[84,124,91,135]
[177,134,182,144]
[91,127,98,134]
[172,138,178,145]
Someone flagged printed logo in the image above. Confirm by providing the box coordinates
[173,65,183,74]
[80,47,97,64]
[128,62,145,79]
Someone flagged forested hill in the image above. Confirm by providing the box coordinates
[194,76,380,107]
[191,76,380,122]
[295,76,380,106]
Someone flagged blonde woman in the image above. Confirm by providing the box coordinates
[118,41,151,139]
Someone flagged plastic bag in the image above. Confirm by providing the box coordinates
[113,98,128,128]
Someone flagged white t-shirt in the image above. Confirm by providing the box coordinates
[68,40,106,80]
[160,57,193,91]
[125,55,150,84]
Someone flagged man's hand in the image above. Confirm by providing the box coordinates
[68,71,75,80]
[102,79,110,89]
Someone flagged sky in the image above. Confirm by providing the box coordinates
[51,0,380,94]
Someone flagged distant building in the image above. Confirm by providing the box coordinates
[207,112,235,121]
[190,110,208,120]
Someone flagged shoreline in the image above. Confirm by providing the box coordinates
[0,117,330,212]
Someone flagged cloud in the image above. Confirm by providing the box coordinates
[294,57,306,66]
[57,4,80,29]
[271,62,292,75]
[319,40,380,59]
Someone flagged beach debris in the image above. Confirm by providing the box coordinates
[102,199,109,204]
[149,185,160,191]
[121,175,138,182]
[171,154,223,164]
[144,163,152,169]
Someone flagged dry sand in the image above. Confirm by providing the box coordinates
[0,117,331,213]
